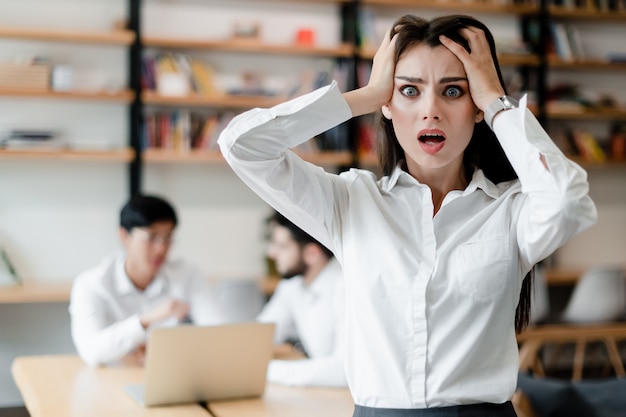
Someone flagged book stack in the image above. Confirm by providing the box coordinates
[0,126,62,150]
[0,62,50,91]
[142,53,220,97]
[142,111,235,152]
[548,22,585,61]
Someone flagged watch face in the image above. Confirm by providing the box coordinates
[486,96,518,128]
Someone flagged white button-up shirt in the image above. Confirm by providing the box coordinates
[218,82,597,408]
[257,258,347,387]
[69,251,223,366]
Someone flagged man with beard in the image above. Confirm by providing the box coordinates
[257,211,347,387]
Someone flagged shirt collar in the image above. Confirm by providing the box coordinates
[113,252,168,296]
[305,258,341,295]
[380,162,502,200]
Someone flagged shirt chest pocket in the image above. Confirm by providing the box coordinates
[450,237,511,303]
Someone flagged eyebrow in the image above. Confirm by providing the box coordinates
[395,75,468,84]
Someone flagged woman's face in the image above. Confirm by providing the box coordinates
[382,43,483,180]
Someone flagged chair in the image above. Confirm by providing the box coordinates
[518,267,626,381]
[558,266,626,380]
[212,280,267,324]
[561,266,626,324]
[530,267,550,325]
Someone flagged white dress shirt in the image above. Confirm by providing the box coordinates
[257,258,347,387]
[218,82,597,408]
[69,251,222,367]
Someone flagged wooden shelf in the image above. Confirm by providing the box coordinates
[549,6,626,21]
[142,91,284,108]
[143,148,225,164]
[0,88,135,103]
[547,108,626,121]
[566,155,626,169]
[359,48,539,67]
[547,56,626,71]
[358,152,379,167]
[361,0,539,15]
[143,37,354,58]
[0,282,72,304]
[0,25,135,45]
[0,147,135,162]
[300,150,353,166]
[143,148,353,166]
[497,53,540,67]
[545,268,583,286]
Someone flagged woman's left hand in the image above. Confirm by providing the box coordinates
[439,27,505,111]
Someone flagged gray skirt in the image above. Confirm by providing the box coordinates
[353,401,517,417]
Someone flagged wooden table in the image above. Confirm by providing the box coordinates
[12,355,355,417]
[209,384,354,417]
[12,355,210,417]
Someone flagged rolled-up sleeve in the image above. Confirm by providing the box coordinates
[493,95,597,270]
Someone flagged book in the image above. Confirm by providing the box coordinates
[572,129,607,163]
[549,22,574,61]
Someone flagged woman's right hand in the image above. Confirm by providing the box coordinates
[344,28,398,117]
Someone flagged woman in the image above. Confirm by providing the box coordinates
[219,14,596,417]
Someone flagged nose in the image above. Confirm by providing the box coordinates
[420,91,441,121]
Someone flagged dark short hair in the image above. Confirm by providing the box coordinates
[267,211,334,259]
[120,195,178,231]
[378,14,517,185]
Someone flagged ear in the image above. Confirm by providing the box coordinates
[382,103,392,120]
[475,108,484,123]
[119,227,130,248]
[302,243,322,266]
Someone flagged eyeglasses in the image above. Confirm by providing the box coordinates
[133,227,175,246]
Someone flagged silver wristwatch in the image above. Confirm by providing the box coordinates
[484,96,519,129]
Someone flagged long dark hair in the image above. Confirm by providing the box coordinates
[377,14,533,332]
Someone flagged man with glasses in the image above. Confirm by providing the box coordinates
[69,194,222,367]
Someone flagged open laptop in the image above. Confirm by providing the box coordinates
[124,321,275,407]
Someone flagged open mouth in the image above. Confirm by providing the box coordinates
[417,130,446,155]
[418,133,445,146]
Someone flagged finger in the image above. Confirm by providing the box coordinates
[439,35,469,59]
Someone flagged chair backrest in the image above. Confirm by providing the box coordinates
[212,279,266,323]
[561,266,626,324]
[530,267,550,324]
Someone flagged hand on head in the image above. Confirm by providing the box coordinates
[438,27,505,111]
[343,28,398,117]
[367,28,398,107]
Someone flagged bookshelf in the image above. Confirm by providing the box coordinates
[542,2,626,166]
[142,36,354,58]
[360,0,539,15]
[143,148,352,165]
[139,0,354,168]
[0,148,135,162]
[0,282,72,304]
[141,91,284,108]
[0,26,135,45]
[0,88,135,102]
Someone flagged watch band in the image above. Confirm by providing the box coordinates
[484,96,519,129]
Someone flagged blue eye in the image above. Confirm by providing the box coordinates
[445,86,462,97]
[400,86,418,97]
